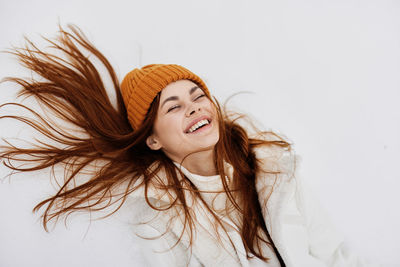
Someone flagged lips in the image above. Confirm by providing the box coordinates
[184,116,212,133]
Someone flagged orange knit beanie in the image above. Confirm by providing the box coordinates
[120,64,210,129]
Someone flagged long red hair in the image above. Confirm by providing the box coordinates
[0,25,291,262]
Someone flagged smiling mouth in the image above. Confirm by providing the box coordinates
[185,119,211,133]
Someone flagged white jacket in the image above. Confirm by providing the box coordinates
[125,147,369,267]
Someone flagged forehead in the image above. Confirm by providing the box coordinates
[159,80,200,100]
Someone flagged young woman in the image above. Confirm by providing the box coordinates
[0,25,367,266]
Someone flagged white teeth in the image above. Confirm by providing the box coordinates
[188,119,209,133]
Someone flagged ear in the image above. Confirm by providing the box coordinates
[146,134,162,150]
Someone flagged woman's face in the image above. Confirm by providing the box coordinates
[146,80,219,162]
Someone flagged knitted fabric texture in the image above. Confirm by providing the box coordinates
[120,64,210,129]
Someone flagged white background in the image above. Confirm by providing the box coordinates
[0,0,399,266]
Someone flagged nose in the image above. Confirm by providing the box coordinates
[186,104,201,117]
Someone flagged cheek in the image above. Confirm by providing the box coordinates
[207,102,218,121]
[205,99,216,112]
[154,115,182,142]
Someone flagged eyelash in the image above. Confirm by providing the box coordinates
[195,94,206,101]
[167,105,180,113]
[166,94,206,113]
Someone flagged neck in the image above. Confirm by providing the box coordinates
[177,149,217,176]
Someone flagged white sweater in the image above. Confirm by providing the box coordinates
[179,165,281,266]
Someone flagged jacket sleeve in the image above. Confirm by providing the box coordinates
[133,223,202,267]
[294,165,379,266]
[133,223,179,267]
[255,144,378,266]
[127,194,203,267]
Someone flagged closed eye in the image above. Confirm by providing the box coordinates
[194,94,206,101]
[167,105,180,113]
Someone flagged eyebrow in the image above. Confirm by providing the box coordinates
[189,86,199,95]
[160,86,200,108]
